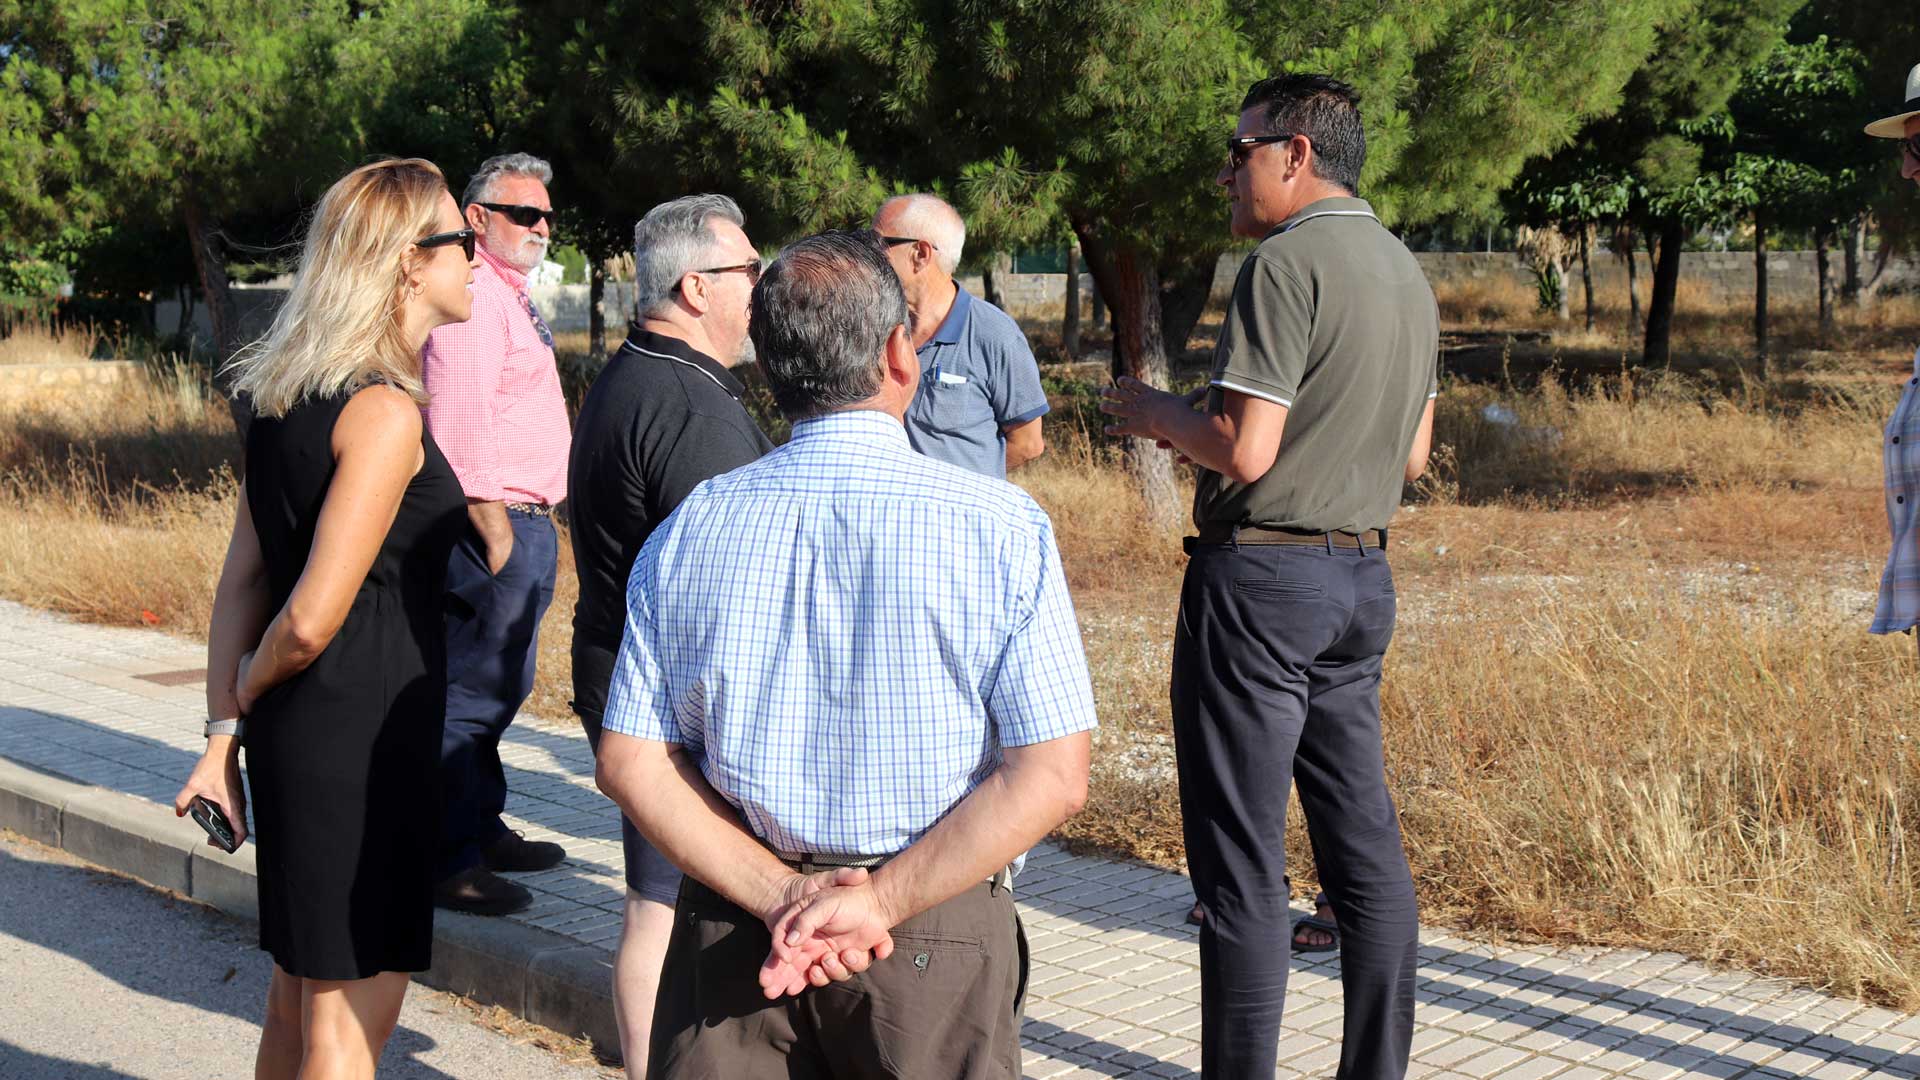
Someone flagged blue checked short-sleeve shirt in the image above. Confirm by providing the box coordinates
[1873,345,1920,634]
[601,409,1099,857]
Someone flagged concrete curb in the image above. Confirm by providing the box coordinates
[0,756,619,1054]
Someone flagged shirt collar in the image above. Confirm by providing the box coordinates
[477,244,528,290]
[924,283,974,348]
[620,326,748,399]
[789,408,912,446]
[1266,196,1378,239]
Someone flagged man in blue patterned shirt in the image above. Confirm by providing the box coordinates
[594,229,1098,1079]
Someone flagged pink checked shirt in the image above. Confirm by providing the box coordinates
[421,246,571,505]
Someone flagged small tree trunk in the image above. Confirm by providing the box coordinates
[588,258,608,359]
[1841,216,1863,307]
[1753,210,1768,366]
[1553,254,1571,322]
[1815,223,1834,341]
[1863,239,1894,302]
[1090,279,1106,330]
[1643,218,1684,368]
[1062,242,1081,359]
[1158,253,1217,359]
[182,192,250,434]
[1074,222,1181,531]
[982,252,1011,310]
[1624,230,1643,335]
[1108,250,1181,532]
[1579,224,1595,332]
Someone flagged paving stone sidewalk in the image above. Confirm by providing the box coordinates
[1,598,1916,1079]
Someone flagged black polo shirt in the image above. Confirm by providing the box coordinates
[568,327,774,716]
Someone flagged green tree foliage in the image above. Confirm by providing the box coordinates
[1798,0,1920,259]
[0,0,514,391]
[1702,35,1878,348]
[1513,0,1805,365]
[658,0,1693,525]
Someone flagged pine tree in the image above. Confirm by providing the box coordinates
[682,0,1693,526]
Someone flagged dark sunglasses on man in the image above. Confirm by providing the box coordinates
[1901,134,1920,160]
[1226,132,1297,172]
[685,259,764,288]
[478,202,557,228]
[416,228,476,261]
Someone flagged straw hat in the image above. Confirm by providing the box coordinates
[1865,62,1920,138]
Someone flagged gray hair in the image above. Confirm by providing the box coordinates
[633,194,747,320]
[874,193,965,275]
[460,152,553,207]
[752,230,909,420]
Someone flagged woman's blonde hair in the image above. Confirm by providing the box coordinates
[227,158,451,418]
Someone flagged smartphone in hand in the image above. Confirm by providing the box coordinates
[189,796,240,853]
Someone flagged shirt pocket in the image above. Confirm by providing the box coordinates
[918,360,992,436]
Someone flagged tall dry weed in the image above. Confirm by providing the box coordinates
[1431,372,1887,500]
[1385,578,1920,1006]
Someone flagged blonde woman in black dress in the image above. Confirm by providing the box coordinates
[173,158,476,1078]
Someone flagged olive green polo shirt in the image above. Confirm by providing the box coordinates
[1194,196,1439,533]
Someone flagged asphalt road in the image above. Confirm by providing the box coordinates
[0,830,614,1079]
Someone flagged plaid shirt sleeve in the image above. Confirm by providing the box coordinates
[602,537,681,743]
[421,299,510,502]
[985,511,1099,746]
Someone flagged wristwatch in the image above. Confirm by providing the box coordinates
[205,719,245,740]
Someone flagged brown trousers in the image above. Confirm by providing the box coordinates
[650,876,1028,1079]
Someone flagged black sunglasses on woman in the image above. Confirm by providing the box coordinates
[416,228,476,261]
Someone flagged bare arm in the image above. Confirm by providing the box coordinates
[237,386,424,709]
[1405,398,1436,483]
[206,483,272,725]
[771,733,1091,961]
[466,498,514,574]
[173,482,273,845]
[596,733,806,925]
[595,732,880,995]
[1103,378,1288,484]
[1002,417,1046,472]
[869,732,1089,924]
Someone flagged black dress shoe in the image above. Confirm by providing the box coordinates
[433,867,533,916]
[481,829,567,873]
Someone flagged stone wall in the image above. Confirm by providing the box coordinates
[148,250,1920,348]
[0,361,142,409]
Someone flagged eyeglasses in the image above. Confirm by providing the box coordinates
[478,202,557,228]
[880,235,932,249]
[1226,133,1297,172]
[695,255,760,282]
[416,228,476,261]
[1900,135,1920,160]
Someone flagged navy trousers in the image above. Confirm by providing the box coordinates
[1171,537,1419,1080]
[438,510,557,880]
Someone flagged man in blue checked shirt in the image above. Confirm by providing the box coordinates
[594,229,1097,1080]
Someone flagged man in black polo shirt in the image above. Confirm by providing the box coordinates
[568,193,773,1076]
[1102,74,1436,1079]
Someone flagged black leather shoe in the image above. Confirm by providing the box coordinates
[433,867,533,916]
[481,829,567,873]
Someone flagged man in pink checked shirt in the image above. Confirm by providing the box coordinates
[422,152,573,916]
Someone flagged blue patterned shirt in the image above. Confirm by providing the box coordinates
[1873,346,1920,634]
[602,409,1099,856]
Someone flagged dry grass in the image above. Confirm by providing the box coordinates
[6,286,1920,1007]
[0,316,106,365]
[0,364,236,632]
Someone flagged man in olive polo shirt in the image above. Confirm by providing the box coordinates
[1102,74,1436,1080]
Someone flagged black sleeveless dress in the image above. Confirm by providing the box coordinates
[242,384,467,980]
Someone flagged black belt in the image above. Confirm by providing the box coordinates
[1189,523,1386,551]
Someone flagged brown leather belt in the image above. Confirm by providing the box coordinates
[1191,523,1387,550]
[773,849,1015,891]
